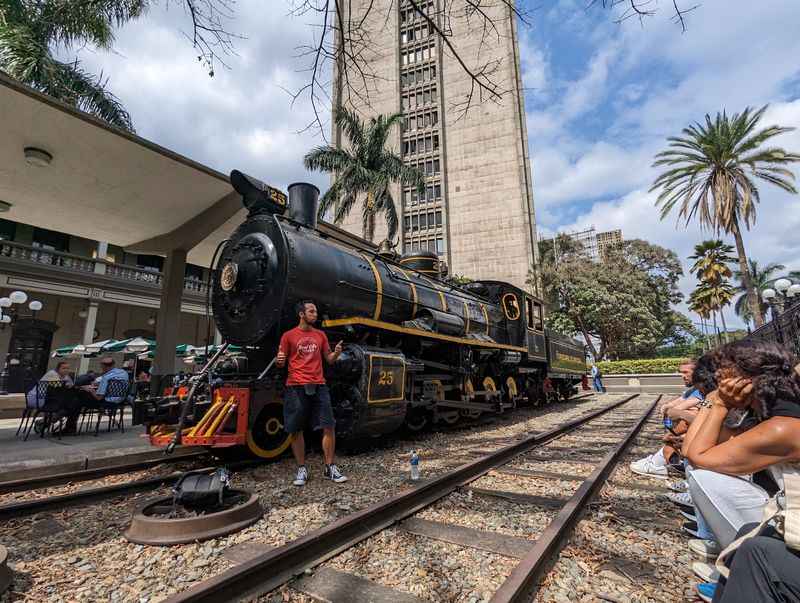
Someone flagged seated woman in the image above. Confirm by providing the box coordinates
[683,342,800,602]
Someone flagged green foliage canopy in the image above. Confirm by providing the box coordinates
[0,0,147,130]
[304,107,425,242]
[534,238,698,360]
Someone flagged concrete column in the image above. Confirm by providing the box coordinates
[94,241,108,275]
[152,249,187,392]
[79,301,99,373]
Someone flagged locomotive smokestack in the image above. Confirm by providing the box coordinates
[287,182,320,229]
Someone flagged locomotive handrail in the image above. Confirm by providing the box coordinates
[165,342,230,455]
[256,357,277,381]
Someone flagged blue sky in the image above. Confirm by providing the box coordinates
[70,0,800,328]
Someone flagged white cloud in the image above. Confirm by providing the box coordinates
[521,0,800,329]
[56,1,330,192]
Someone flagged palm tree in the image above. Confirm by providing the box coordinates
[733,259,785,328]
[304,107,425,242]
[688,287,714,349]
[691,280,736,345]
[0,1,143,131]
[651,106,800,328]
[689,240,736,340]
[688,240,736,283]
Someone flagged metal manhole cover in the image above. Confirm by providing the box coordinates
[124,489,263,546]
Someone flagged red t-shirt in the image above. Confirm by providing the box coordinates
[278,327,330,385]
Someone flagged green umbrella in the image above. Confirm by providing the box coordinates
[104,337,155,353]
[84,339,117,355]
[51,344,87,358]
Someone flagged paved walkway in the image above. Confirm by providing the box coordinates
[0,412,198,481]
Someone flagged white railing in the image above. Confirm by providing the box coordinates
[0,240,208,295]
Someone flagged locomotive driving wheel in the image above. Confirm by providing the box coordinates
[404,406,430,432]
[246,401,293,459]
[460,378,481,419]
[431,379,459,425]
[505,376,519,409]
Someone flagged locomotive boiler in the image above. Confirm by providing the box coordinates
[135,170,585,458]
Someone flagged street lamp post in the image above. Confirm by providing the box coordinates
[0,290,44,329]
[0,290,45,394]
[761,278,800,345]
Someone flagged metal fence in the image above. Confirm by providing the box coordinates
[746,300,800,358]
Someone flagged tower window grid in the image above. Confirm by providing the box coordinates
[399,0,446,257]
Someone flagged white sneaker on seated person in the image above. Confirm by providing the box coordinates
[629,450,668,479]
[667,479,689,493]
[688,538,721,561]
[692,561,720,583]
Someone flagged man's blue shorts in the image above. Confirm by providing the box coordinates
[283,384,336,434]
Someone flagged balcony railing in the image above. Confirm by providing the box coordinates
[0,239,208,296]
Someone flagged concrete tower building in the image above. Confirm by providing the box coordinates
[331,0,538,291]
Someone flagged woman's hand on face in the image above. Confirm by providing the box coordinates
[717,377,753,409]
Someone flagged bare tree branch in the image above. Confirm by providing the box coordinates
[591,0,699,32]
[170,0,242,76]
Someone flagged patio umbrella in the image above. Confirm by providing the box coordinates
[104,337,155,354]
[51,344,87,358]
[84,339,117,355]
[175,344,197,357]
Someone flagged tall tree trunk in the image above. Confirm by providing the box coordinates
[731,219,763,328]
[573,311,598,359]
[719,308,729,343]
[712,311,720,346]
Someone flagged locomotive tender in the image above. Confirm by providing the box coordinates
[136,170,586,458]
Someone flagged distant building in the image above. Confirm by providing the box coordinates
[331,0,539,291]
[542,227,623,263]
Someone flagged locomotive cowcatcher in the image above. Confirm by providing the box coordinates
[133,170,586,458]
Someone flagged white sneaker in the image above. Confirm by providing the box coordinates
[293,465,308,487]
[665,491,693,507]
[692,561,720,583]
[688,539,721,561]
[629,455,669,479]
[324,464,348,483]
[667,479,689,493]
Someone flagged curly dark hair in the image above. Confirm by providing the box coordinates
[722,341,800,418]
[691,350,722,395]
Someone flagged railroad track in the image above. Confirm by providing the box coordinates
[161,393,657,603]
[0,449,208,496]
[0,393,596,513]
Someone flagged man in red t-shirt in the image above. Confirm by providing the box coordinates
[277,300,346,486]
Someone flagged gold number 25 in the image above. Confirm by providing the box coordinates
[378,370,394,385]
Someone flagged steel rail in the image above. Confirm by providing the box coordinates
[0,393,595,506]
[164,394,641,603]
[490,394,660,602]
[0,459,266,520]
[0,451,208,495]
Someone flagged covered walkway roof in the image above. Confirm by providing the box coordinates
[0,70,246,266]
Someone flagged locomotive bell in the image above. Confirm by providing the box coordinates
[287,182,320,229]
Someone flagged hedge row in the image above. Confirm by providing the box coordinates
[597,357,686,375]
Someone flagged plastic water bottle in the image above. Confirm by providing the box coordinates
[410,451,420,481]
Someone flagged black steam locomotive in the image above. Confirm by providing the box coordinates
[137,171,586,458]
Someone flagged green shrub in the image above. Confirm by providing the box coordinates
[597,357,686,375]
